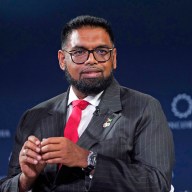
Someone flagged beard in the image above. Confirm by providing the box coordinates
[64,66,114,95]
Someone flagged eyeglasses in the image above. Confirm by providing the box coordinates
[63,47,114,64]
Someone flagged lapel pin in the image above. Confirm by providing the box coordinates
[103,117,113,128]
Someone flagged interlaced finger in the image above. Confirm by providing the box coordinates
[24,140,41,153]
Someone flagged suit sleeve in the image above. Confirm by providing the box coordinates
[89,98,175,192]
[0,111,29,192]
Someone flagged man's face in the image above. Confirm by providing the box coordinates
[58,26,117,96]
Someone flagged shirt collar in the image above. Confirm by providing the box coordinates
[68,86,103,107]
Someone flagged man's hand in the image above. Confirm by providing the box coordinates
[19,136,46,191]
[41,137,89,168]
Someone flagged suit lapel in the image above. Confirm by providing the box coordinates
[78,79,122,150]
[39,92,68,184]
[40,92,68,139]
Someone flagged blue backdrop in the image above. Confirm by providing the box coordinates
[0,1,191,191]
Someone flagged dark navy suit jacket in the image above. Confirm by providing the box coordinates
[0,79,174,192]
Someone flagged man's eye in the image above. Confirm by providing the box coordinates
[96,49,108,55]
[72,50,86,56]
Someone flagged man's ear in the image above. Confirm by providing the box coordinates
[112,48,117,70]
[58,50,65,71]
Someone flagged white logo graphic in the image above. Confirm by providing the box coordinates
[171,93,192,119]
[0,129,11,138]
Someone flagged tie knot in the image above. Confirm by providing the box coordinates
[72,100,89,110]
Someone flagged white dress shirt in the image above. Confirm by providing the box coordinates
[67,87,103,137]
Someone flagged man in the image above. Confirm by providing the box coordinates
[0,15,174,192]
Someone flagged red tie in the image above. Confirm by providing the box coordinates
[64,100,89,143]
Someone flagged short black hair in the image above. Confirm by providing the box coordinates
[61,15,115,48]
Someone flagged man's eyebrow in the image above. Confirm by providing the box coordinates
[70,45,111,51]
[70,46,86,51]
[96,45,111,48]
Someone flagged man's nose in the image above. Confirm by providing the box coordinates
[85,52,98,64]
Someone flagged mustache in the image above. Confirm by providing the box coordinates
[80,67,103,74]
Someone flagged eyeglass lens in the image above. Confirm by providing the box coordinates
[71,48,113,64]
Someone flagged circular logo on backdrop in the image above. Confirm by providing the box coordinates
[171,93,192,119]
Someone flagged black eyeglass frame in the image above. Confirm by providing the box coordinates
[62,47,114,64]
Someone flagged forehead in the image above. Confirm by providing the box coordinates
[66,26,112,48]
